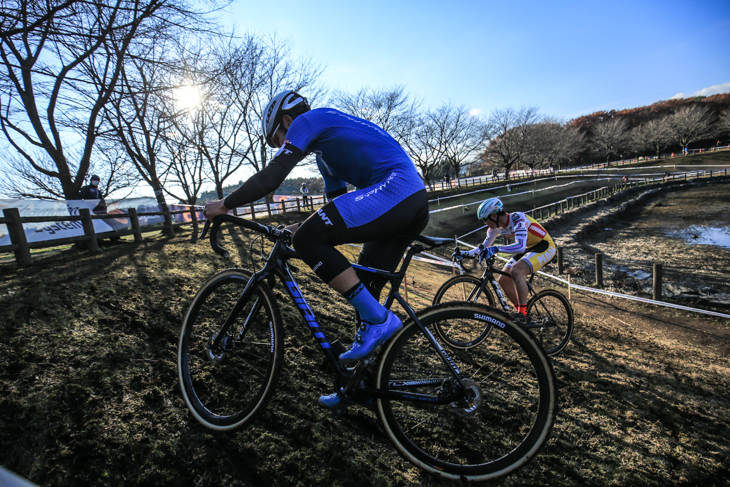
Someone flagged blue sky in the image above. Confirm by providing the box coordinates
[222,0,730,120]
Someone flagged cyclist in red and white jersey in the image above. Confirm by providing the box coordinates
[462,197,556,320]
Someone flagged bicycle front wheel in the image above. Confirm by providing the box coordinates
[376,303,557,481]
[526,289,574,356]
[431,275,496,349]
[178,269,284,431]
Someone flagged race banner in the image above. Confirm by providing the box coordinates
[0,199,113,246]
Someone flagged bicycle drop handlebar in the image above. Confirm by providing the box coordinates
[452,246,498,271]
[199,215,292,258]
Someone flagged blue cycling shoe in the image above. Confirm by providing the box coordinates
[339,311,402,363]
[318,392,373,409]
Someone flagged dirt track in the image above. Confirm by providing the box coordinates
[543,179,730,346]
[1,180,729,486]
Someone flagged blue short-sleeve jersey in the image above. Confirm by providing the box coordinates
[284,108,417,192]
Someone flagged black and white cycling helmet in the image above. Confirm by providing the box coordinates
[262,90,310,148]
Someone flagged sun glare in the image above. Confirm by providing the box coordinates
[176,84,202,113]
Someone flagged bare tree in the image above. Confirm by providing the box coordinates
[432,103,485,187]
[668,104,714,153]
[231,35,324,205]
[591,118,629,162]
[163,133,208,205]
[0,0,210,200]
[399,112,444,189]
[103,34,180,205]
[92,138,143,199]
[168,33,265,200]
[481,106,541,179]
[630,116,672,159]
[521,120,585,171]
[331,85,421,143]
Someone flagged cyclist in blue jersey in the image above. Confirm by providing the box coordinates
[204,90,429,409]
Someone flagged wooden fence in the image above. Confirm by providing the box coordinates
[523,169,726,222]
[1,195,320,267]
[234,195,319,219]
[2,171,725,267]
[1,205,197,267]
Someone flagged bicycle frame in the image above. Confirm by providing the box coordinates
[455,257,539,313]
[204,216,467,406]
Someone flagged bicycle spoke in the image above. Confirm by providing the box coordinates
[178,270,283,430]
[377,304,556,480]
[432,277,496,348]
[526,290,574,356]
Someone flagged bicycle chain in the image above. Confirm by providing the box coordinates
[388,367,464,430]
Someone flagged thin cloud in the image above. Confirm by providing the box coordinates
[671,82,730,99]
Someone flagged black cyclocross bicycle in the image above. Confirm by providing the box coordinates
[177,214,557,482]
[432,249,574,356]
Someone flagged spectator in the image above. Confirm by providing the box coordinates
[300,182,309,207]
[78,174,107,214]
[492,168,498,181]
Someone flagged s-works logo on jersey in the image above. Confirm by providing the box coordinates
[354,172,396,202]
[317,208,333,226]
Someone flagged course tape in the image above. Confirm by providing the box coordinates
[448,240,730,320]
[544,274,730,319]
[429,177,636,214]
[346,239,730,320]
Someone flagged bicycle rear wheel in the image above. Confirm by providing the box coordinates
[375,303,557,481]
[178,269,284,431]
[431,275,496,349]
[526,289,574,356]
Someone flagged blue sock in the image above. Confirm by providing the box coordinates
[344,282,387,324]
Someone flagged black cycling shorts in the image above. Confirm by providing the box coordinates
[292,189,429,298]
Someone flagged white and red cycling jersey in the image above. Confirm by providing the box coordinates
[477,212,555,272]
[481,212,553,253]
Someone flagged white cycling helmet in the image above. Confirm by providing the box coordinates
[262,90,310,148]
[476,197,504,221]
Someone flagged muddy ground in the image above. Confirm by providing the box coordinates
[567,182,730,303]
[1,180,729,487]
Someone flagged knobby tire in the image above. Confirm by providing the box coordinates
[431,275,496,349]
[375,303,557,481]
[178,269,284,431]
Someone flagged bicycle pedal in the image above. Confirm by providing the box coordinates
[339,355,371,367]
